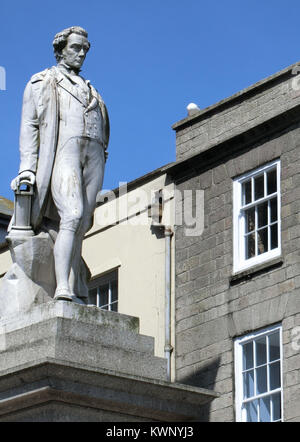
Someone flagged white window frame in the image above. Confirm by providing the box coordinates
[233,160,281,273]
[234,324,283,422]
[88,269,118,311]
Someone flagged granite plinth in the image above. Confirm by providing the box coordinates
[0,301,218,421]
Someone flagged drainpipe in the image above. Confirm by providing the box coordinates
[164,225,173,381]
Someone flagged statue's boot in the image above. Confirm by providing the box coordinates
[54,287,73,302]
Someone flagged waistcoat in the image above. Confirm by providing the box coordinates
[57,76,103,147]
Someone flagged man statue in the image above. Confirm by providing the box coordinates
[10,26,109,302]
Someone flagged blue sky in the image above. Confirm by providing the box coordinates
[0,0,300,200]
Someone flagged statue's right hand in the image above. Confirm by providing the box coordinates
[10,171,36,191]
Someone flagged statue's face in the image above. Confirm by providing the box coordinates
[60,33,89,70]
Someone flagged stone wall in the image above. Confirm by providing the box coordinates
[174,101,300,421]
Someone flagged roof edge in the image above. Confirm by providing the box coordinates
[172,61,300,131]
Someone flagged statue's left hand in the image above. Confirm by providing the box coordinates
[10,171,36,191]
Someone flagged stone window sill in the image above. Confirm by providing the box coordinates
[230,256,284,285]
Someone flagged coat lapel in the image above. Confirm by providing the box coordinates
[55,70,89,107]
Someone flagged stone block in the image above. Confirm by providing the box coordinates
[0,301,217,422]
[0,232,56,318]
[0,301,166,380]
[0,229,91,320]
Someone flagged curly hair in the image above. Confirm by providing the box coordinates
[53,26,91,62]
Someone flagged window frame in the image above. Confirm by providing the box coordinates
[233,160,281,273]
[88,269,118,311]
[234,324,283,422]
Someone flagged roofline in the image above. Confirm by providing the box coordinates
[172,61,300,131]
[168,100,300,181]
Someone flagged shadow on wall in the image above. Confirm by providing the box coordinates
[179,357,221,422]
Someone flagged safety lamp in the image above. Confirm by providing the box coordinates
[9,179,34,238]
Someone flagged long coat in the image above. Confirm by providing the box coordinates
[18,66,110,230]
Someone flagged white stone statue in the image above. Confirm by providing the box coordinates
[6,26,109,307]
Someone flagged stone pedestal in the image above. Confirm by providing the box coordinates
[0,301,217,422]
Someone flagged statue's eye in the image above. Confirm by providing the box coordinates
[71,44,81,51]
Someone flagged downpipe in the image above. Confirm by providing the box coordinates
[164,226,173,381]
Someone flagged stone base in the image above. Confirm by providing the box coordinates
[0,301,218,422]
[0,228,92,320]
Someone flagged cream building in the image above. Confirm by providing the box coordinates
[84,163,176,377]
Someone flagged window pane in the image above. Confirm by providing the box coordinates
[242,180,252,205]
[256,336,267,366]
[260,396,271,422]
[270,198,278,223]
[89,271,118,312]
[257,202,268,228]
[254,174,264,200]
[111,280,118,303]
[237,326,282,423]
[257,228,268,255]
[271,224,278,250]
[269,361,281,390]
[243,342,254,370]
[88,288,97,306]
[243,370,254,398]
[245,208,255,233]
[245,400,258,422]
[272,393,281,421]
[269,332,280,361]
[267,169,277,195]
[99,283,109,307]
[111,301,118,312]
[245,233,256,259]
[256,365,268,394]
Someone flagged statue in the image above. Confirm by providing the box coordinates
[3,26,109,309]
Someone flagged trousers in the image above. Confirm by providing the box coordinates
[51,136,105,234]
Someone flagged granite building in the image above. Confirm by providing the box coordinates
[171,61,300,422]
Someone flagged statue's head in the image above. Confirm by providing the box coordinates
[53,26,91,71]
